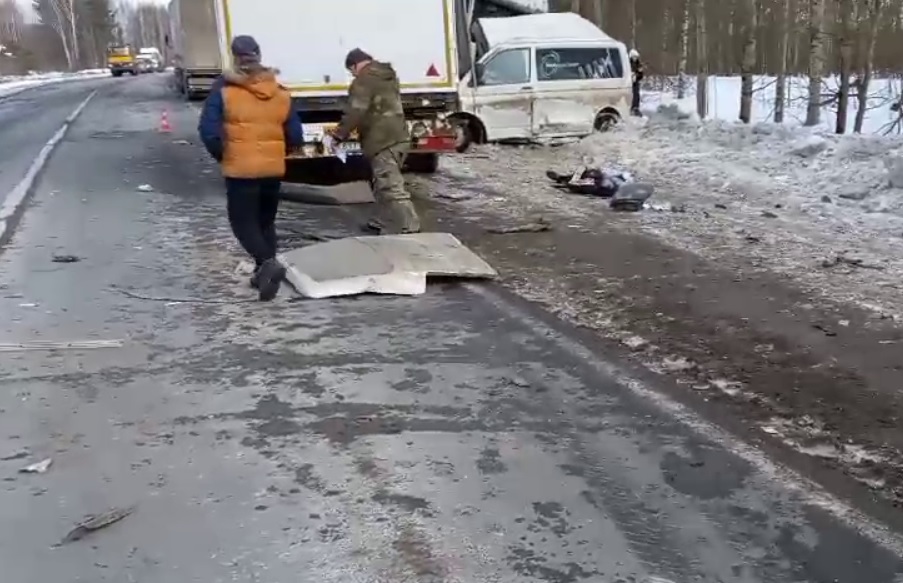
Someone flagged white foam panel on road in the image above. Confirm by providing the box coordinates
[281,232,497,299]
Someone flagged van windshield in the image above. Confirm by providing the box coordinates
[536,47,624,81]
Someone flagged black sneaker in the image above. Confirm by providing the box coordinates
[256,258,286,301]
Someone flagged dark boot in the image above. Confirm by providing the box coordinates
[256,258,285,301]
[249,265,262,289]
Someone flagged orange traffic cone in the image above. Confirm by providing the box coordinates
[158,109,172,133]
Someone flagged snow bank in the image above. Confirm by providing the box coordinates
[439,106,903,318]
[0,69,109,98]
[642,75,901,135]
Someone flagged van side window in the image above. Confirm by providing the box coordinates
[536,47,624,81]
[479,48,531,86]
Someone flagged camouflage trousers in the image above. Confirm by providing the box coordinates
[369,143,421,234]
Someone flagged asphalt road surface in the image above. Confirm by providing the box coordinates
[0,74,902,583]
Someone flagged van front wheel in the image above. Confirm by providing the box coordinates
[594,110,620,132]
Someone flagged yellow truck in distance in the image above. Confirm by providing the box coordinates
[107,46,138,77]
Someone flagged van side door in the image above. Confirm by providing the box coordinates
[531,45,630,138]
[472,46,534,141]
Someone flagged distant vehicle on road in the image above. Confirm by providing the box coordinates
[107,46,138,77]
[138,47,165,72]
[136,56,155,73]
[167,0,221,99]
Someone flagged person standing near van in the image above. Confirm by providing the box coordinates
[330,48,421,235]
[629,49,644,116]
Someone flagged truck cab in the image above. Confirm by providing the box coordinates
[107,46,138,77]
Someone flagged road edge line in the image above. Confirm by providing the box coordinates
[0,89,97,245]
[463,281,903,555]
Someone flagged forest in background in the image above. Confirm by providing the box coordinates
[552,0,900,131]
[0,0,169,75]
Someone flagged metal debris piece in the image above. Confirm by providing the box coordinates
[0,449,29,461]
[20,458,52,473]
[51,254,80,263]
[136,184,153,192]
[486,217,551,234]
[60,505,136,545]
[0,340,124,352]
[820,255,885,270]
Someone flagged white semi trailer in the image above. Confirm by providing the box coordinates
[211,0,462,172]
[168,0,221,100]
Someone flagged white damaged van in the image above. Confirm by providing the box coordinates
[453,12,631,144]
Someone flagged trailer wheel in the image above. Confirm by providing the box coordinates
[129,69,138,76]
[404,153,439,174]
[111,70,122,78]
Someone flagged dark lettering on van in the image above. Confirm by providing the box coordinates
[537,47,624,81]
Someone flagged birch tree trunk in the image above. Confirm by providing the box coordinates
[49,0,74,69]
[695,0,708,118]
[676,0,690,98]
[774,0,794,122]
[854,0,882,133]
[835,0,853,133]
[628,0,636,47]
[805,0,827,126]
[738,0,757,123]
[66,0,79,66]
[591,0,604,27]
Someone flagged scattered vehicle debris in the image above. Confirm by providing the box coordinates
[51,254,80,263]
[546,165,635,198]
[19,458,51,473]
[486,217,551,234]
[59,505,136,545]
[136,184,154,192]
[1,449,30,461]
[610,182,655,212]
[0,340,124,352]
[820,255,885,271]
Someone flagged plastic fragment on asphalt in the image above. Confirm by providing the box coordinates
[281,232,497,299]
[0,339,124,352]
[19,458,51,473]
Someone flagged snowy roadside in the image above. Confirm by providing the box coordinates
[438,115,903,321]
[0,69,108,98]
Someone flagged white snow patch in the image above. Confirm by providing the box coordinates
[0,69,108,98]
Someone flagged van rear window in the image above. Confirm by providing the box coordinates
[536,47,624,81]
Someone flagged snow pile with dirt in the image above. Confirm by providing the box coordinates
[0,69,108,98]
[440,110,903,319]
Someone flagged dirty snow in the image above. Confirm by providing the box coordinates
[438,75,903,321]
[0,69,108,98]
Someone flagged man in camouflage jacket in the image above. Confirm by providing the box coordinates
[332,48,421,234]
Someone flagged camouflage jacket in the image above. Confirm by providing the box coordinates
[334,61,408,158]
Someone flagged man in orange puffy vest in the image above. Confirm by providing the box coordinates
[198,35,304,301]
